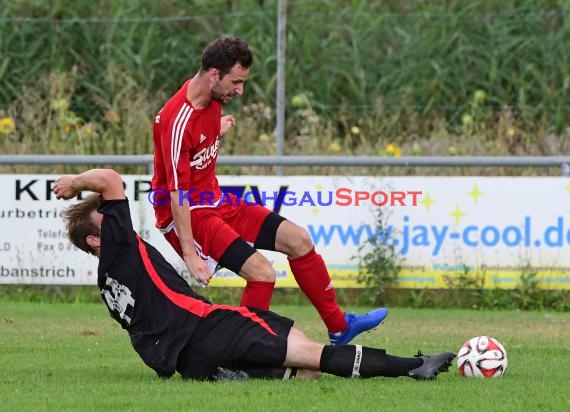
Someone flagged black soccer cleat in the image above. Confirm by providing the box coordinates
[408,351,456,380]
[213,367,250,381]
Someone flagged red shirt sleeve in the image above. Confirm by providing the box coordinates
[155,103,194,191]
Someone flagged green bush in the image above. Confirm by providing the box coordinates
[356,208,401,305]
[1,0,570,170]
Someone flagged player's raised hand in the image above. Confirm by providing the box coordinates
[53,175,80,200]
[220,115,236,137]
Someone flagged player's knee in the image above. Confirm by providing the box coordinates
[255,260,277,282]
[248,265,276,282]
[291,227,313,256]
[240,253,277,282]
[276,222,314,256]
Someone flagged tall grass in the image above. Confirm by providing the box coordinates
[1,0,569,174]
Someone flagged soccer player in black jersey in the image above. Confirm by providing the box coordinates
[53,168,455,381]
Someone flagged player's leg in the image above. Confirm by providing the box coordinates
[231,251,276,310]
[174,206,277,309]
[284,327,455,380]
[209,199,388,341]
[274,219,388,344]
[227,204,350,334]
[219,197,283,308]
[211,241,278,310]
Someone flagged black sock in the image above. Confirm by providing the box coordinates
[382,354,423,377]
[319,345,422,378]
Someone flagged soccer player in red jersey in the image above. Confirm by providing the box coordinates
[151,37,387,345]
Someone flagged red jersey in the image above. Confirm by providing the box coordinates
[152,80,223,229]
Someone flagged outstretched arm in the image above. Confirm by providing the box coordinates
[53,168,126,200]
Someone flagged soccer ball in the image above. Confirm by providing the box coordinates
[457,336,508,378]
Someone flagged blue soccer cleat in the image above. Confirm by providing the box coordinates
[328,308,388,345]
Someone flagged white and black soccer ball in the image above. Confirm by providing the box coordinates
[457,336,508,378]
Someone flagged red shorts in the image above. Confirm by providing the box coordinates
[163,193,272,262]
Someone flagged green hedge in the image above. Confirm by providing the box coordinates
[1,285,568,311]
[1,0,569,146]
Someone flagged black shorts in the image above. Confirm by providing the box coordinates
[176,306,294,380]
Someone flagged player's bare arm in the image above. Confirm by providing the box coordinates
[53,169,125,200]
[170,189,212,286]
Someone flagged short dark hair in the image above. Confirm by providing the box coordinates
[201,37,253,78]
[62,193,100,256]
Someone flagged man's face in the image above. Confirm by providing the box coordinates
[85,209,103,254]
[210,63,249,104]
[90,209,103,231]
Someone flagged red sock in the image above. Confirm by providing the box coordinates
[288,247,347,333]
[240,280,275,310]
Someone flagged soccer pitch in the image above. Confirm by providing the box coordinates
[1,301,568,411]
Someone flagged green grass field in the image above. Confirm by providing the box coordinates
[1,301,568,412]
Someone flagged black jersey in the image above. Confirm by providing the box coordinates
[96,198,211,378]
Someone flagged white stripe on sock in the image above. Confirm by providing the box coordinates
[352,345,362,378]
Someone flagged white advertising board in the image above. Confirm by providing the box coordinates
[1,175,569,289]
